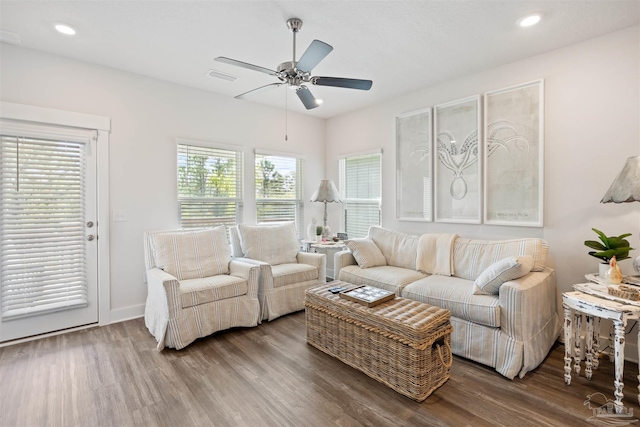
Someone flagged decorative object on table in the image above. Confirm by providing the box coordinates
[604,256,623,284]
[484,79,544,227]
[607,284,640,301]
[600,156,640,275]
[434,95,482,224]
[337,232,348,241]
[332,236,340,242]
[315,225,323,242]
[339,285,395,307]
[310,180,342,239]
[396,107,433,222]
[307,217,318,241]
[584,227,633,276]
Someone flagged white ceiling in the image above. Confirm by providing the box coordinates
[1,1,639,119]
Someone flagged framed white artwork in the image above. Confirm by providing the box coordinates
[396,108,432,221]
[434,95,482,223]
[484,80,544,227]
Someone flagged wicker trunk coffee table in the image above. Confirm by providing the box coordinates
[304,282,453,402]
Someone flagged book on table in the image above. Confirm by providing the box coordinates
[339,285,395,307]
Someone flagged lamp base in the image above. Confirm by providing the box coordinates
[322,225,332,239]
[633,256,640,275]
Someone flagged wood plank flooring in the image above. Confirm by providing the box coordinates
[1,312,639,427]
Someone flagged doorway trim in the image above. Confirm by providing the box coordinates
[0,101,111,327]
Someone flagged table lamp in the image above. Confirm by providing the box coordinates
[310,180,342,239]
[600,156,640,274]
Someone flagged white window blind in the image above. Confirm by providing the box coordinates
[178,143,243,229]
[1,135,88,320]
[255,152,303,236]
[339,152,382,238]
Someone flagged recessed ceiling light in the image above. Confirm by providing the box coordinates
[517,13,543,27]
[54,23,76,36]
[316,99,323,105]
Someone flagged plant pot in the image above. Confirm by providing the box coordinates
[599,262,609,278]
[316,235,322,243]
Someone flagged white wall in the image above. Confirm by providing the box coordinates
[0,45,327,321]
[326,26,640,336]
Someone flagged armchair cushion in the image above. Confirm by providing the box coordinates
[237,222,299,265]
[180,275,248,308]
[344,238,387,269]
[271,263,319,288]
[149,227,231,280]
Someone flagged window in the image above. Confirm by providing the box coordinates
[254,151,303,236]
[339,151,382,238]
[177,142,243,229]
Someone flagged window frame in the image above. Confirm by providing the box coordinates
[254,149,304,237]
[338,149,382,239]
[176,139,244,229]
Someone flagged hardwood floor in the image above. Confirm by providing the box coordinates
[1,312,639,427]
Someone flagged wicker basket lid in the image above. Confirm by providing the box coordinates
[305,283,451,344]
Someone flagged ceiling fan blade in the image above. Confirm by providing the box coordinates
[296,40,333,73]
[235,83,284,99]
[312,77,373,90]
[296,86,320,110]
[214,57,277,76]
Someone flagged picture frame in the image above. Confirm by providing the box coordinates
[433,95,482,224]
[395,108,433,222]
[483,80,544,227]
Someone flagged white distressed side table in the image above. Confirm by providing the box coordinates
[310,242,346,281]
[563,284,640,413]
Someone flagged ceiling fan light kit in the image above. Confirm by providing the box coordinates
[214,18,373,110]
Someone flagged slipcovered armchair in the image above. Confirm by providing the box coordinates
[143,227,261,350]
[229,222,326,321]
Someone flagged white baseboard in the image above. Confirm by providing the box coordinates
[110,304,145,324]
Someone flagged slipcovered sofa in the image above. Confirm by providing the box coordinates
[335,226,560,380]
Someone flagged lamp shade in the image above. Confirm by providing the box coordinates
[310,180,342,203]
[601,156,640,203]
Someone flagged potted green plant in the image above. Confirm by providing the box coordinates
[316,225,323,243]
[584,228,633,276]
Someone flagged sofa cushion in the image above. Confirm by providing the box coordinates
[238,222,299,265]
[271,263,319,288]
[401,275,500,328]
[344,238,387,268]
[339,265,426,295]
[150,227,230,280]
[180,275,247,308]
[473,256,534,295]
[368,226,419,269]
[453,237,548,281]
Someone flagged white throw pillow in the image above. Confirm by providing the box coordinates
[473,256,534,295]
[345,238,387,269]
[150,227,231,280]
[238,222,299,265]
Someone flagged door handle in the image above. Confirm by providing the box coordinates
[86,235,95,241]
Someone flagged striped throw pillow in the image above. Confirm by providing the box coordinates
[472,256,534,295]
[344,238,387,269]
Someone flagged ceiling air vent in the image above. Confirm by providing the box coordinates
[0,30,22,45]
[206,69,238,82]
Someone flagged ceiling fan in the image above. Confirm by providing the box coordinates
[214,18,373,110]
